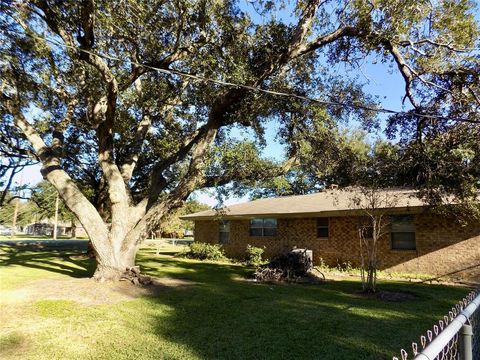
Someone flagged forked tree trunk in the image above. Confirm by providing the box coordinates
[85,203,169,282]
[92,247,136,281]
[359,234,378,293]
[365,260,377,293]
[84,224,138,281]
[8,75,174,285]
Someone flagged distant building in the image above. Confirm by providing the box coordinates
[25,221,87,238]
[26,223,55,236]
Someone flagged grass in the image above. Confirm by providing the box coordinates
[315,260,434,282]
[0,242,471,360]
[0,234,89,241]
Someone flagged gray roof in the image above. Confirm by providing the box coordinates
[181,188,429,220]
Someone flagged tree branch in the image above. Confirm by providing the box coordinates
[200,154,298,189]
[293,26,360,59]
[141,0,358,210]
[31,0,77,52]
[0,162,24,206]
[120,79,190,183]
[123,122,219,251]
[397,38,477,53]
[382,40,420,109]
[2,92,110,254]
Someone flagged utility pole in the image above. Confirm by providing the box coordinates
[11,172,23,239]
[53,194,59,240]
[11,198,19,239]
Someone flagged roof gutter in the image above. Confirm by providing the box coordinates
[180,206,427,221]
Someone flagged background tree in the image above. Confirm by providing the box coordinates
[0,182,78,236]
[0,121,38,207]
[250,129,371,198]
[0,192,37,228]
[1,0,478,282]
[30,181,78,233]
[157,200,209,238]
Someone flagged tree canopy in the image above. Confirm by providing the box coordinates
[1,0,479,280]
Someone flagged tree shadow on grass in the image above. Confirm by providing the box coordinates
[0,244,470,359]
[0,241,95,278]
[0,242,170,280]
[138,257,469,360]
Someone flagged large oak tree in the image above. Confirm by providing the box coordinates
[1,0,478,281]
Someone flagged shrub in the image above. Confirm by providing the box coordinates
[245,245,265,266]
[181,242,227,261]
[335,260,353,273]
[317,257,328,270]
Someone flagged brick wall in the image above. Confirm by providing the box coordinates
[194,213,480,283]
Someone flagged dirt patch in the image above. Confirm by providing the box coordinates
[1,277,195,306]
[352,289,418,302]
[377,290,418,302]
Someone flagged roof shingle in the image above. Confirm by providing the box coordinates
[181,188,427,220]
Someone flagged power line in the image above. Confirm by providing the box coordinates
[1,26,477,123]
[0,190,60,219]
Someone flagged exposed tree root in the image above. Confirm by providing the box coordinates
[120,266,152,286]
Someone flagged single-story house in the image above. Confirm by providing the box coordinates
[181,189,480,283]
[25,222,87,238]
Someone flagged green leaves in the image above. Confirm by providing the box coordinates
[2,0,479,222]
[30,181,75,222]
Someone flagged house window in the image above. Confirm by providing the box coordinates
[391,215,416,250]
[250,218,277,237]
[219,220,230,244]
[316,218,329,238]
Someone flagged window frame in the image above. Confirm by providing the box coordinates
[249,218,278,237]
[219,220,230,244]
[390,215,416,251]
[316,218,329,239]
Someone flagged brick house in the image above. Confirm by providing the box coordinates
[181,189,480,283]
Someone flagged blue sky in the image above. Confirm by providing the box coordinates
[10,0,409,207]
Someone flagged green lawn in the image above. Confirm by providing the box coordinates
[0,234,89,241]
[0,242,470,360]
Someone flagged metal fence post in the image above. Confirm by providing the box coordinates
[402,291,480,360]
[459,323,473,360]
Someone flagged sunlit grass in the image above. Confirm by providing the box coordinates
[0,235,89,241]
[0,242,470,360]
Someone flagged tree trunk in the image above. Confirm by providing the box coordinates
[92,245,136,282]
[86,205,157,282]
[366,264,375,293]
[360,238,377,293]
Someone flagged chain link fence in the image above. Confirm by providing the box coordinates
[471,296,479,360]
[393,288,480,360]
